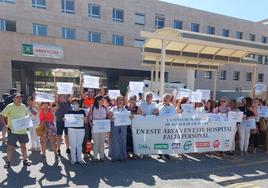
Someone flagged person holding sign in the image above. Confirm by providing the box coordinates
[0,93,31,169]
[213,97,231,114]
[27,97,40,151]
[108,96,129,162]
[137,92,158,116]
[66,98,86,164]
[87,96,109,162]
[238,97,255,156]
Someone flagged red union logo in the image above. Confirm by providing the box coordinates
[196,142,210,148]
[213,140,221,148]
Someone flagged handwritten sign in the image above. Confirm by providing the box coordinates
[12,116,33,131]
[255,83,267,92]
[57,82,73,95]
[114,111,131,126]
[83,75,100,89]
[35,92,55,103]
[92,119,111,133]
[176,89,191,99]
[196,89,211,101]
[258,106,268,117]
[64,114,84,128]
[189,91,203,103]
[108,90,121,99]
[181,104,195,114]
[228,111,244,122]
[129,81,144,93]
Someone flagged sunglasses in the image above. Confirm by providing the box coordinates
[221,100,226,103]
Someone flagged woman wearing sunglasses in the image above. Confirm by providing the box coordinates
[213,97,231,114]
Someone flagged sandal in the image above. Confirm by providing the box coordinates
[23,160,31,166]
[4,161,11,169]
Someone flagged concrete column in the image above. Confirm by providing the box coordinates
[160,40,167,97]
[155,61,160,93]
[150,66,154,91]
[213,71,218,100]
[187,69,195,90]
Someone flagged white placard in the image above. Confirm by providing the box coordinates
[83,75,100,89]
[108,90,121,99]
[92,119,111,133]
[176,89,191,99]
[129,81,144,93]
[152,92,162,101]
[242,118,256,129]
[208,113,227,122]
[228,111,244,122]
[255,83,267,92]
[144,80,150,92]
[189,91,203,103]
[12,116,33,131]
[181,104,195,114]
[114,111,131,126]
[258,106,268,117]
[35,92,55,103]
[196,89,211,101]
[64,114,84,128]
[57,82,73,95]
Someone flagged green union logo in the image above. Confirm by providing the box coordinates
[154,144,169,150]
[22,43,34,55]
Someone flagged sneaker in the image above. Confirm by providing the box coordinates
[66,148,71,155]
[57,149,61,156]
[23,160,31,166]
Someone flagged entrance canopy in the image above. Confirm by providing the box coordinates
[141,27,268,98]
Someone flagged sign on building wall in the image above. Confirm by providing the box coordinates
[22,43,64,59]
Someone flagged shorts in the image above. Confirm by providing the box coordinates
[46,122,57,136]
[7,132,29,146]
[56,121,68,136]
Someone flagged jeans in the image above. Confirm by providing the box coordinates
[68,128,85,162]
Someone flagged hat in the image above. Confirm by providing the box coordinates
[12,93,22,98]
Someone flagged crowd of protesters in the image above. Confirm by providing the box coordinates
[1,81,268,169]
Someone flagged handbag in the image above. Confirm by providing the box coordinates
[36,122,47,137]
[259,118,267,132]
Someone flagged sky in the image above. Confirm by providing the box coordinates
[161,0,268,22]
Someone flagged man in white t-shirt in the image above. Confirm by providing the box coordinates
[137,92,158,115]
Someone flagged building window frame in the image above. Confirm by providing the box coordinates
[246,72,252,82]
[135,13,145,25]
[88,4,100,18]
[249,33,256,42]
[134,39,144,48]
[155,14,165,29]
[33,23,47,36]
[262,36,267,44]
[204,71,212,79]
[233,71,240,81]
[88,31,101,43]
[62,27,76,40]
[207,26,215,35]
[0,0,16,4]
[236,31,243,39]
[173,20,183,29]
[32,0,46,9]
[112,8,124,22]
[219,70,227,80]
[191,23,199,32]
[112,35,124,46]
[258,73,264,82]
[61,0,75,14]
[222,29,229,37]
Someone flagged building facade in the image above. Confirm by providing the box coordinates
[0,0,268,98]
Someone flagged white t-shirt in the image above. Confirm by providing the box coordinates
[158,104,177,116]
[139,101,157,115]
[27,107,40,127]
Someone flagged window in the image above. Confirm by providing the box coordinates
[246,72,252,82]
[194,70,197,79]
[262,36,267,44]
[33,24,47,36]
[32,0,46,9]
[222,29,229,37]
[62,0,75,14]
[113,9,124,22]
[155,14,165,29]
[88,31,101,43]
[135,13,145,25]
[62,27,76,40]
[249,34,255,42]
[0,19,16,32]
[233,71,240,81]
[258,73,264,82]
[220,70,227,80]
[236,31,243,39]
[173,20,183,29]
[0,0,15,3]
[134,39,144,48]
[191,23,199,32]
[204,71,212,79]
[88,4,100,18]
[207,26,215,35]
[113,35,124,46]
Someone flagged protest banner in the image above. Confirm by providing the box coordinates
[12,116,33,131]
[56,82,73,95]
[189,91,203,103]
[258,106,268,117]
[228,111,244,122]
[92,119,111,133]
[196,89,211,101]
[114,111,131,126]
[83,75,100,89]
[129,81,144,93]
[132,114,236,155]
[176,89,191,99]
[35,92,55,103]
[108,90,121,99]
[255,83,267,92]
[64,114,84,128]
[181,104,195,114]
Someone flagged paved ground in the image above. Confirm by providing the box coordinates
[1,140,268,188]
